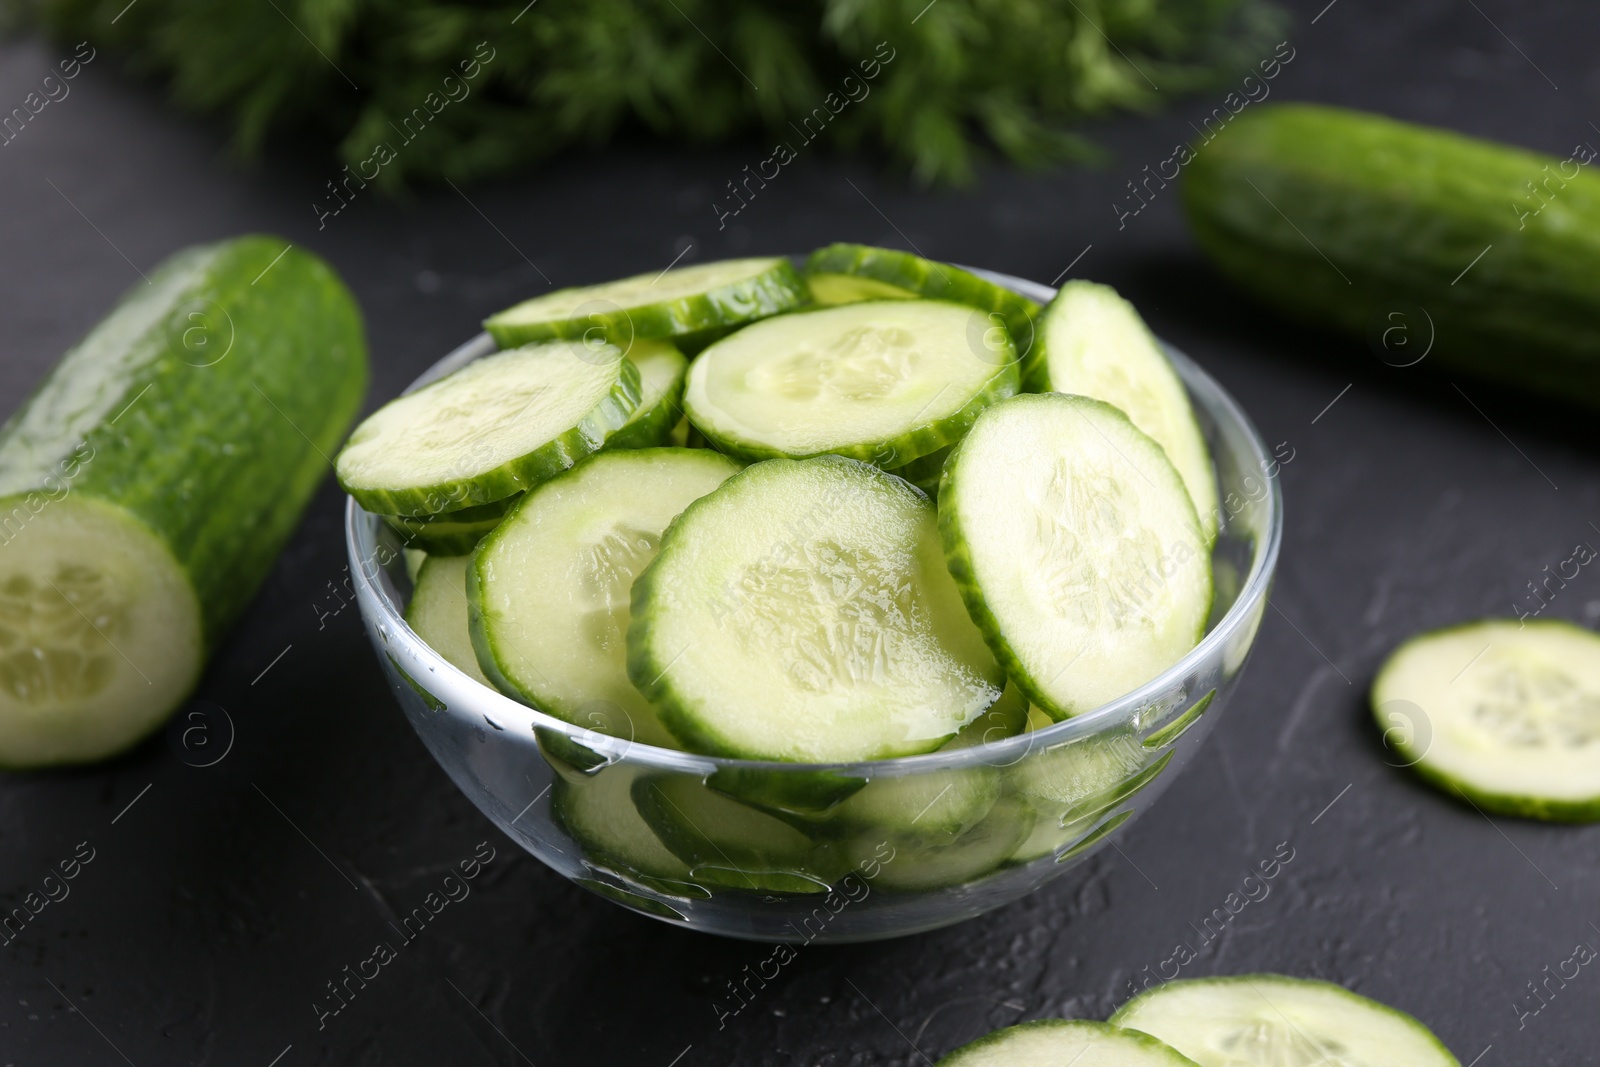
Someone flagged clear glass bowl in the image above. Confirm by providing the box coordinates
[345,268,1283,943]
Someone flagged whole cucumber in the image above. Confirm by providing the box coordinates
[1182,104,1600,404]
[0,236,367,767]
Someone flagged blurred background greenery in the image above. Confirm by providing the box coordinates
[10,0,1282,189]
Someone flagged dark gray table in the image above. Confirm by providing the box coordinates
[2,1,1596,1063]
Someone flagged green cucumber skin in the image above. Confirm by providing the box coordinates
[382,511,501,555]
[0,236,367,643]
[1183,104,1600,405]
[345,356,642,517]
[483,261,811,350]
[803,244,1041,372]
[1374,618,1600,822]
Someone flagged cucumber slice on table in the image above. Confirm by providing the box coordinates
[683,300,1020,466]
[1030,281,1220,543]
[1110,974,1461,1067]
[484,257,808,350]
[940,393,1212,720]
[607,341,689,451]
[803,243,1040,362]
[628,455,1004,762]
[1372,619,1600,821]
[404,555,490,686]
[937,1019,1200,1067]
[470,448,744,749]
[336,341,640,516]
[0,237,365,768]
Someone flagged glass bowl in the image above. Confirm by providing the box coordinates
[345,268,1283,943]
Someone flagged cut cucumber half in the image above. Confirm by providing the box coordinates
[633,773,844,894]
[940,393,1212,719]
[0,498,203,768]
[404,555,490,686]
[684,300,1019,468]
[1031,281,1220,543]
[484,257,808,350]
[607,341,689,451]
[803,243,1040,364]
[937,1019,1200,1067]
[1372,619,1600,821]
[552,764,708,898]
[470,448,744,749]
[336,341,641,516]
[1110,974,1461,1067]
[628,455,1004,762]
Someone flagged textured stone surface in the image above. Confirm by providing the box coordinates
[1,1,1596,1062]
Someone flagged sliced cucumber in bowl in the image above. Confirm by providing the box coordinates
[484,257,808,350]
[683,300,1019,467]
[627,454,1004,763]
[1030,281,1220,544]
[470,448,744,750]
[940,393,1213,720]
[337,340,641,516]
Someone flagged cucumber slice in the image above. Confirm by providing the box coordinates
[404,555,490,687]
[0,499,202,768]
[1372,619,1600,821]
[470,448,744,749]
[484,257,808,350]
[383,510,503,556]
[942,682,1031,751]
[940,393,1212,719]
[632,774,845,894]
[607,341,689,451]
[1031,281,1220,543]
[802,243,1040,362]
[1006,728,1156,863]
[937,1019,1200,1067]
[887,442,953,495]
[628,455,1004,762]
[848,799,1031,892]
[336,341,641,516]
[684,300,1019,467]
[552,764,708,898]
[1110,974,1461,1067]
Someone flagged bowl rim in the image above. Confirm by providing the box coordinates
[345,266,1283,777]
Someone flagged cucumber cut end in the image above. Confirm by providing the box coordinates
[0,497,202,768]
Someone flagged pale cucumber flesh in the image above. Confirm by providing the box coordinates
[1034,281,1219,542]
[470,448,743,749]
[1110,975,1460,1067]
[937,1019,1201,1066]
[404,555,491,687]
[1372,619,1600,819]
[941,393,1211,719]
[683,300,1018,465]
[628,455,1004,762]
[0,497,202,767]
